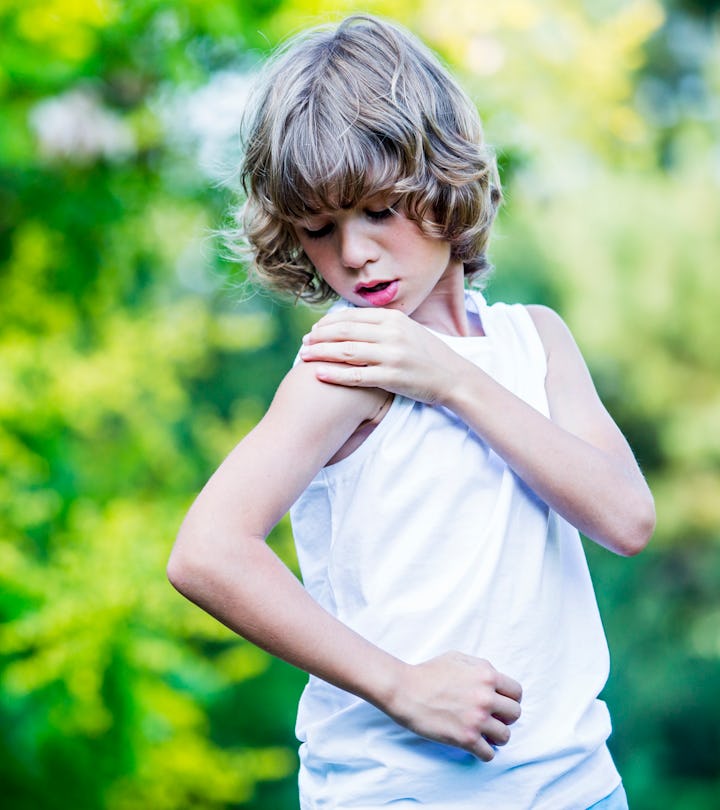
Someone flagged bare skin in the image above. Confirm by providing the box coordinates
[169,360,521,761]
[168,201,653,762]
[299,304,656,556]
[294,199,654,553]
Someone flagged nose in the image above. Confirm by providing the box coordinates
[338,219,379,270]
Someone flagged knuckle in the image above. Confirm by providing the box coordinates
[341,342,356,361]
[471,700,490,720]
[460,728,478,750]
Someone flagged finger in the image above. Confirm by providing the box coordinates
[315,308,396,328]
[300,341,381,366]
[313,362,375,388]
[304,322,382,346]
[495,672,523,703]
[471,737,496,762]
[481,717,512,747]
[491,694,522,726]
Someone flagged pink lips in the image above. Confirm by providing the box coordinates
[354,279,399,306]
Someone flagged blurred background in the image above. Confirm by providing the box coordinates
[1,0,719,807]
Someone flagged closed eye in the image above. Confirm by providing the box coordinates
[303,223,334,240]
[366,207,394,221]
[301,205,395,239]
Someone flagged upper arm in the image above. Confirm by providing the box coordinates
[178,363,387,545]
[526,304,636,462]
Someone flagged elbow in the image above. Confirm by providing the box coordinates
[615,492,656,557]
[167,539,200,600]
[166,520,214,602]
[167,516,260,603]
[167,548,187,594]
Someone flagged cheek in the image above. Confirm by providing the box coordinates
[436,240,452,264]
[300,244,338,284]
[399,221,451,265]
[297,240,323,270]
[414,237,451,270]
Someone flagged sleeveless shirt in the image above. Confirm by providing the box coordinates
[289,291,620,809]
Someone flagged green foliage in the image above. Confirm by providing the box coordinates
[1,0,719,808]
[1,0,305,806]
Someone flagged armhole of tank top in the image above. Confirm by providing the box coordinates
[318,392,409,480]
[466,292,546,376]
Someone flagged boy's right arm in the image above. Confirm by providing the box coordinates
[167,362,521,761]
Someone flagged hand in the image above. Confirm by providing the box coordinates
[386,651,522,761]
[299,308,468,404]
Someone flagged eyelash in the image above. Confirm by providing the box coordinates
[303,207,395,240]
[367,207,394,221]
[303,223,333,240]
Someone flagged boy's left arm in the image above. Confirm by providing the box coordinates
[299,305,655,556]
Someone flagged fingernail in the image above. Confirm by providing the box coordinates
[302,334,310,344]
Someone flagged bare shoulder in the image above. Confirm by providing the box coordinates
[524,305,630,453]
[525,303,563,329]
[259,360,391,471]
[273,360,389,433]
[525,304,576,358]
[524,303,595,388]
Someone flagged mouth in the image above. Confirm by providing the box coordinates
[354,279,394,294]
[354,279,399,306]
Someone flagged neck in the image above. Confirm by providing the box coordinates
[411,262,483,337]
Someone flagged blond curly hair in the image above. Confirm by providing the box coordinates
[227,14,501,303]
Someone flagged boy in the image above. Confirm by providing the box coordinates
[168,15,654,809]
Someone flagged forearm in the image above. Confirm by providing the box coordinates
[168,525,404,710]
[168,520,522,761]
[442,358,654,555]
[167,358,523,759]
[301,304,655,554]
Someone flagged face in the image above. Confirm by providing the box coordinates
[293,194,463,319]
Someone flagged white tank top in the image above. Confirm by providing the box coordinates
[290,291,620,809]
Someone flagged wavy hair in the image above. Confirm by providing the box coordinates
[227,14,501,303]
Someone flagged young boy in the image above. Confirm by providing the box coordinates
[167,14,654,810]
